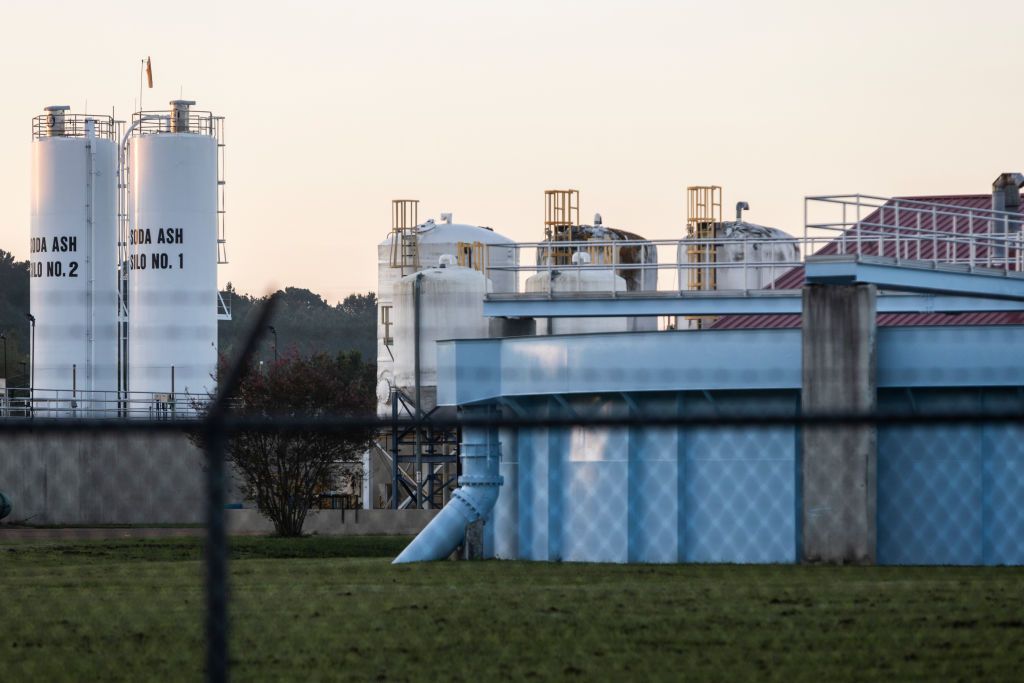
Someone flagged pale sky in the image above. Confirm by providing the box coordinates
[3,1,1023,303]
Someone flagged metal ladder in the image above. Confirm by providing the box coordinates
[389,199,420,275]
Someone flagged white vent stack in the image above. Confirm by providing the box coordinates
[29,105,119,404]
[127,100,221,397]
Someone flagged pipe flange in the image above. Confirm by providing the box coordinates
[458,475,504,487]
[451,488,486,519]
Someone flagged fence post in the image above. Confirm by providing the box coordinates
[205,420,229,683]
[202,293,278,682]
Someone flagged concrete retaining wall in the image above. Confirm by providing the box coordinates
[227,508,438,536]
[0,431,207,525]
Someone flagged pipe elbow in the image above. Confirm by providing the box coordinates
[392,474,503,564]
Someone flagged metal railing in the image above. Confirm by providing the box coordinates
[480,194,1024,297]
[131,109,222,137]
[0,387,215,420]
[31,113,119,140]
[805,194,1024,269]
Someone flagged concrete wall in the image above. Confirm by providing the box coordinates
[227,508,438,536]
[0,431,207,525]
[801,284,877,564]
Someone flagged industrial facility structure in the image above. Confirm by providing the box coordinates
[393,181,1024,567]
[19,100,228,417]
[11,99,1024,566]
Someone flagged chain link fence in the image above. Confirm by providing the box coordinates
[3,311,1024,680]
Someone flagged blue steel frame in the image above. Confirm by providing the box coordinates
[805,255,1024,300]
[397,254,1024,565]
[436,326,1024,406]
[483,291,1024,318]
[433,328,1024,565]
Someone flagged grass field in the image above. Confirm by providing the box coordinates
[2,536,1023,681]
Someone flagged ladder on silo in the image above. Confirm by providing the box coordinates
[686,186,722,291]
[685,185,723,330]
[390,199,420,275]
[215,116,229,267]
[543,189,580,266]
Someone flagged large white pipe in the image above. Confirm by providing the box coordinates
[392,442,502,563]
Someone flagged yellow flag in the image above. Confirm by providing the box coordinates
[145,57,153,89]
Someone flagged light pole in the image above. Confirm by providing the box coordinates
[268,325,278,362]
[25,314,35,397]
[0,332,7,380]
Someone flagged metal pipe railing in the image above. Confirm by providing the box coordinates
[481,193,1024,297]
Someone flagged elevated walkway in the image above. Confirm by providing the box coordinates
[484,288,1024,318]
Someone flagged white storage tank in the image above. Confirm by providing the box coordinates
[127,100,220,399]
[392,256,491,411]
[536,215,658,332]
[376,214,516,415]
[677,220,800,292]
[525,252,627,335]
[29,106,119,405]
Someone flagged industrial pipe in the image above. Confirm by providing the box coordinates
[413,272,423,509]
[990,173,1023,263]
[392,442,503,563]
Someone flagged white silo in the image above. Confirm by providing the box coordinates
[376,211,517,416]
[29,106,119,408]
[526,252,627,335]
[675,220,800,292]
[127,100,221,400]
[392,256,491,412]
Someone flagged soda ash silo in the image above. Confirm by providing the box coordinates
[127,100,220,398]
[29,106,119,402]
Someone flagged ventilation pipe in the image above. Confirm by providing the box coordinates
[169,99,195,133]
[413,272,423,509]
[44,105,70,137]
[736,201,750,222]
[393,442,503,563]
[992,173,1024,214]
[992,173,1024,262]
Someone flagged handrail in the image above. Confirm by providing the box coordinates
[476,194,1024,297]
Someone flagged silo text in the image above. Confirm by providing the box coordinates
[30,235,77,253]
[129,228,184,245]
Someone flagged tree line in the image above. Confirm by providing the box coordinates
[0,248,377,386]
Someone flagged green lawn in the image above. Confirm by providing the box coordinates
[2,536,1023,681]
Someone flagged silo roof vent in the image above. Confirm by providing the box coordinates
[170,99,197,133]
[43,105,71,136]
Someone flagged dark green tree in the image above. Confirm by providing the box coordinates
[0,249,30,385]
[218,286,377,366]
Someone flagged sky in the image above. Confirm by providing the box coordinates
[2,0,1023,303]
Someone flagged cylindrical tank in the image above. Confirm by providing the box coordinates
[392,257,491,411]
[128,101,219,399]
[30,106,119,405]
[536,218,658,331]
[376,216,516,415]
[525,252,627,335]
[677,221,800,292]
